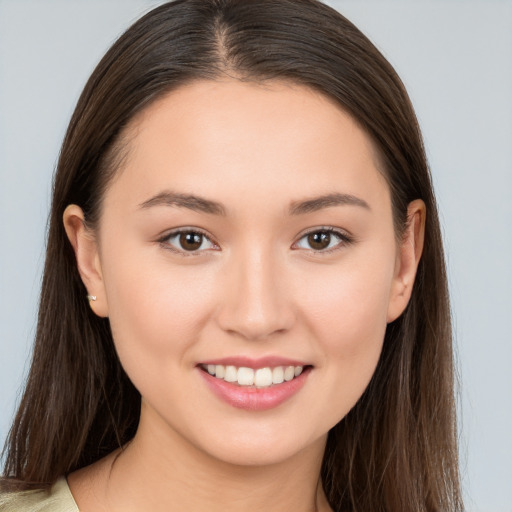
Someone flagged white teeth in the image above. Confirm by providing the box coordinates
[215,364,226,379]
[224,365,237,383]
[284,366,295,381]
[204,364,306,387]
[237,367,254,386]
[254,367,273,387]
[272,366,284,384]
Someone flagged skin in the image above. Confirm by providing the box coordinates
[64,80,425,512]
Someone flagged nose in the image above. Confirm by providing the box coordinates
[216,247,295,341]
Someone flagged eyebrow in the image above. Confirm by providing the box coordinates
[139,191,226,216]
[139,191,370,216]
[289,192,370,215]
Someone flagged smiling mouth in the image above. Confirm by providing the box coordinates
[200,364,309,388]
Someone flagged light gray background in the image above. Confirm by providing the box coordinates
[0,1,511,511]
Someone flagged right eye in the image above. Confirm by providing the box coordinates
[161,230,217,253]
[293,228,352,253]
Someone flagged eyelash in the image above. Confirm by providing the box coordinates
[157,227,354,256]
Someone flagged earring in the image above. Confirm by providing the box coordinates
[87,295,97,301]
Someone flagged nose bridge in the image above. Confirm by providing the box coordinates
[217,242,293,340]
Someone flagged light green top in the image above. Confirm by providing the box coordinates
[0,477,79,512]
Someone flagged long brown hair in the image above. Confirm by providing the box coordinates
[2,1,462,510]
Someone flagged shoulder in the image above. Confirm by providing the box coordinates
[0,477,79,512]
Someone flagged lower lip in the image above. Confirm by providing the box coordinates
[198,367,310,411]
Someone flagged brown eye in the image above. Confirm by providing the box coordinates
[294,229,350,252]
[179,232,203,251]
[307,231,332,250]
[164,230,215,253]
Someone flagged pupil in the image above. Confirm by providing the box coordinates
[180,232,202,250]
[308,231,330,250]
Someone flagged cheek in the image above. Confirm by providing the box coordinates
[297,251,395,417]
[301,254,394,348]
[100,247,218,377]
[304,275,389,377]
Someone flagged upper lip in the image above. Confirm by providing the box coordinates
[197,356,310,369]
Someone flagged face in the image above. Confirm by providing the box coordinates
[67,80,421,468]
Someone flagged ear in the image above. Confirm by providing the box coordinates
[63,205,109,318]
[387,199,426,323]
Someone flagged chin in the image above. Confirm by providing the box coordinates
[191,427,328,469]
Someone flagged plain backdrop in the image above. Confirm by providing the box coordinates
[0,1,511,511]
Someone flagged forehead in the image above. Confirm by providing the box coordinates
[106,79,389,213]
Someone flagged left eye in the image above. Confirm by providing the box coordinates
[164,231,216,252]
[294,230,347,251]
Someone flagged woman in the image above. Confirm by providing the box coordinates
[0,0,463,510]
